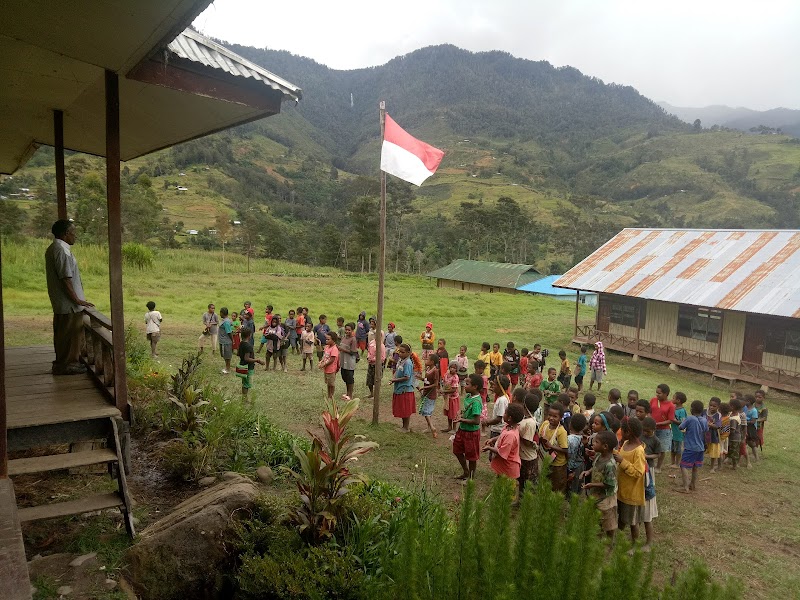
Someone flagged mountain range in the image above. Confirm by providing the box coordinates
[657,102,800,137]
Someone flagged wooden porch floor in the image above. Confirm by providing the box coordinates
[4,346,120,431]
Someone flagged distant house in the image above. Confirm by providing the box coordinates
[554,228,800,394]
[427,259,542,294]
[517,275,597,306]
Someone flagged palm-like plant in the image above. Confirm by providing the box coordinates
[288,396,378,544]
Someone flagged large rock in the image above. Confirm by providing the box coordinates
[123,474,259,600]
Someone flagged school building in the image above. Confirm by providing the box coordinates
[554,228,800,394]
[427,259,542,294]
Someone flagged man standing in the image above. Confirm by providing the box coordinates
[45,219,94,375]
[199,303,219,353]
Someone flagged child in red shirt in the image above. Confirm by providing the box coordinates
[484,403,524,480]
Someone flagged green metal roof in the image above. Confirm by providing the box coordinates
[427,259,542,289]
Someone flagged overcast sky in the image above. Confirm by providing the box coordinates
[193,0,799,110]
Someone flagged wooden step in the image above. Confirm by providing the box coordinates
[9,448,118,476]
[18,492,124,522]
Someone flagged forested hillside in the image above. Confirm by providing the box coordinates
[3,44,800,273]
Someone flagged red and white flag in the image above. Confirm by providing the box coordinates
[380,114,444,186]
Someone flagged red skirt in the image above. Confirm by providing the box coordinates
[444,394,461,419]
[232,333,241,350]
[392,391,416,418]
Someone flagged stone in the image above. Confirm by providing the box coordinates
[104,579,118,590]
[220,471,240,481]
[668,363,679,371]
[631,354,639,362]
[123,474,258,600]
[255,465,274,484]
[759,385,770,393]
[198,476,217,487]
[57,585,73,595]
[69,552,97,568]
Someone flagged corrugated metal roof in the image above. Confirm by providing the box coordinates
[554,229,800,318]
[517,275,596,296]
[427,259,542,289]
[167,28,302,102]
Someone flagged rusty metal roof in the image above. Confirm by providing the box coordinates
[554,229,800,318]
[427,259,542,289]
[167,29,302,102]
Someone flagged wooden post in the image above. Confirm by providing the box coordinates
[54,109,67,220]
[636,300,642,353]
[372,101,388,425]
[715,311,725,370]
[105,70,129,420]
[574,290,579,338]
[0,242,7,478]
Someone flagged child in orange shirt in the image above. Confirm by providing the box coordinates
[484,403,524,480]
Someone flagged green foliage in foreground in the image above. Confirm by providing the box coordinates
[236,477,741,600]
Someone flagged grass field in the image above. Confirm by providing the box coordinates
[2,239,799,598]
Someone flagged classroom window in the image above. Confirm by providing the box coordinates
[677,306,722,343]
[609,298,646,328]
[764,328,800,358]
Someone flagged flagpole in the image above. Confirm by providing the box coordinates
[373,101,388,425]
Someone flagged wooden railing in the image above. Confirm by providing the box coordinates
[81,309,116,403]
[740,361,800,387]
[575,324,596,338]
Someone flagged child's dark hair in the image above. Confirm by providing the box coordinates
[709,396,721,406]
[731,391,743,400]
[621,416,642,439]
[608,388,621,402]
[583,393,596,408]
[481,342,490,351]
[568,386,579,395]
[690,400,704,415]
[425,353,437,365]
[657,383,670,396]
[439,338,446,345]
[641,416,657,432]
[730,398,742,411]
[570,413,587,433]
[557,392,570,405]
[394,335,403,345]
[547,366,557,374]
[596,430,617,451]
[505,403,524,424]
[499,362,512,375]
[347,322,356,330]
[529,359,539,371]
[580,345,587,353]
[596,411,620,432]
[521,347,528,356]
[720,402,731,416]
[512,387,526,404]
[497,375,511,390]
[336,317,344,324]
[674,391,687,404]
[558,350,566,358]
[636,399,651,414]
[468,373,484,391]
[328,331,340,343]
[319,314,327,321]
[550,401,565,416]
[529,388,543,401]
[220,307,229,317]
[241,328,252,340]
[506,341,515,349]
[609,404,624,420]
[627,389,639,400]
[474,359,486,371]
[266,305,273,312]
[399,342,411,352]
[524,393,540,414]
[146,301,156,310]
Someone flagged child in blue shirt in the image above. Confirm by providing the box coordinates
[678,400,708,493]
[575,345,588,391]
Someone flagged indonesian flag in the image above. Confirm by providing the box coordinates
[380,114,444,186]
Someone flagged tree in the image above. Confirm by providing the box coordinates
[693,118,702,132]
[0,201,27,237]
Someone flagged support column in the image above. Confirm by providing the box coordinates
[105,71,128,419]
[715,312,724,371]
[0,242,7,478]
[54,109,67,220]
[574,290,579,338]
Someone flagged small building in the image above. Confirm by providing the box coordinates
[554,228,800,394]
[428,259,542,294]
[517,274,598,306]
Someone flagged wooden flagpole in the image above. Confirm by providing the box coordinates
[372,101,388,425]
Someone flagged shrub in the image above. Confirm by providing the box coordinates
[121,242,154,269]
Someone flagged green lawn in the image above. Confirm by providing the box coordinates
[2,239,798,598]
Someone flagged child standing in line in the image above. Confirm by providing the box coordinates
[483,403,524,481]
[614,416,647,548]
[575,345,588,392]
[390,335,403,375]
[640,417,661,548]
[488,343,503,381]
[706,397,722,472]
[558,350,572,390]
[519,349,529,384]
[719,402,731,464]
[231,311,241,352]
[625,390,640,419]
[420,322,435,361]
[524,360,542,391]
[566,387,582,424]
[539,401,570,493]
[410,346,424,381]
[678,400,709,493]
[300,322,315,370]
[384,322,397,370]
[529,344,544,370]
[419,354,439,438]
[390,343,416,433]
[582,430,619,540]
[754,390,768,451]
[144,301,163,358]
[441,362,461,434]
[473,360,490,426]
[336,317,346,342]
[743,395,760,464]
[217,307,234,375]
[635,399,651,421]
[313,315,330,362]
[285,310,298,354]
[318,332,340,401]
[567,413,587,497]
[235,328,265,401]
[502,342,521,387]
[727,398,745,470]
[518,393,541,493]
[670,392,687,468]
[453,374,484,480]
[477,342,492,377]
[484,376,511,449]
[539,367,561,402]
[607,388,622,411]
[355,312,368,356]
[436,339,450,381]
[366,334,386,399]
[583,393,597,421]
[455,345,469,393]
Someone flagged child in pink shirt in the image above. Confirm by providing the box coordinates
[442,362,462,433]
[484,403,524,479]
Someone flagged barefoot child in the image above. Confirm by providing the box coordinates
[539,401,569,493]
[728,398,745,470]
[640,417,661,549]
[567,413,587,497]
[678,400,709,493]
[419,354,440,437]
[318,332,340,401]
[670,392,687,468]
[235,328,265,400]
[575,345,588,392]
[477,342,492,377]
[719,402,731,464]
[300,322,315,370]
[420,322,435,361]
[144,301,162,358]
[456,345,469,393]
[614,416,646,547]
[453,374,484,480]
[441,361,461,433]
[436,339,450,381]
[483,403,524,480]
[218,307,234,374]
[705,397,722,472]
[390,343,416,432]
[484,376,511,449]
[582,430,619,540]
[473,360,490,427]
[518,393,541,493]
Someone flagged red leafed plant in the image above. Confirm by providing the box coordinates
[287,396,378,544]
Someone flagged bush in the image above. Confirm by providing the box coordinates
[122,242,154,269]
